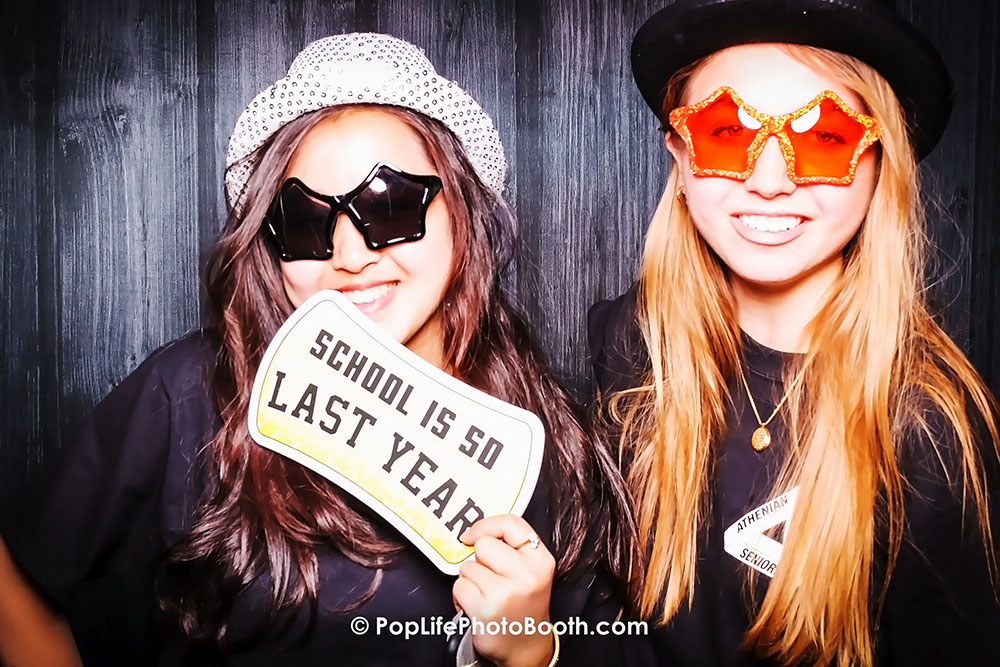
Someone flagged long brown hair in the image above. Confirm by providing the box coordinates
[614,46,1000,665]
[160,104,633,650]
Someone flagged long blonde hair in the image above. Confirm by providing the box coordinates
[614,44,1000,665]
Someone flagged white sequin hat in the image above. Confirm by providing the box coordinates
[225,33,508,210]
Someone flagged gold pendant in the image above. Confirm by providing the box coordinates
[751,426,771,452]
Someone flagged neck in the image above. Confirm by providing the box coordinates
[732,258,842,353]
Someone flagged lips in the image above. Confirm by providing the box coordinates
[729,213,810,247]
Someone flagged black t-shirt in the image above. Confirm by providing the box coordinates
[0,330,622,666]
[588,286,1000,666]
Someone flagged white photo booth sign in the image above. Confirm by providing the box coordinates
[248,290,545,575]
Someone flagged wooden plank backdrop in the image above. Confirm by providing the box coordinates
[0,0,997,659]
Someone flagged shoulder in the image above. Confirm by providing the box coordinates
[587,284,648,394]
[82,328,222,435]
[0,333,222,603]
[79,329,222,438]
[587,284,638,355]
[892,385,1000,545]
[141,328,220,379]
[120,329,221,401]
[881,387,1000,659]
[895,386,996,494]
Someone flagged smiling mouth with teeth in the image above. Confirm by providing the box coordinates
[340,282,396,305]
[739,214,804,233]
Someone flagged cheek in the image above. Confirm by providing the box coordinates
[815,157,877,235]
[675,148,735,216]
[377,200,456,327]
[682,174,739,234]
[280,262,328,307]
[409,203,455,283]
[392,222,454,288]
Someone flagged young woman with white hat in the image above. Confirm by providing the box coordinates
[591,1,1000,664]
[0,33,630,666]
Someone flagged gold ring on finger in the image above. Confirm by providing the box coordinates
[514,533,541,550]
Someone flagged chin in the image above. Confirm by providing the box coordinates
[732,267,810,290]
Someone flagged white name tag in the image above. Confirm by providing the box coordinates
[723,487,798,578]
[248,290,545,575]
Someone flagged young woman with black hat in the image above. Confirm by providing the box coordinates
[0,33,631,666]
[590,1,1000,664]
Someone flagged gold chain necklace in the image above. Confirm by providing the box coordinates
[735,358,807,452]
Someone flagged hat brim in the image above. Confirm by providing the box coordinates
[631,0,952,159]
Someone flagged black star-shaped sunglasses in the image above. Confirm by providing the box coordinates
[264,163,444,261]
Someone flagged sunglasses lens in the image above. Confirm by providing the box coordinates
[683,94,758,173]
[351,167,436,248]
[786,98,868,180]
[271,181,333,260]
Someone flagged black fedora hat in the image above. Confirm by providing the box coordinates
[631,0,952,159]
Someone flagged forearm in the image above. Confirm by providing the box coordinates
[0,537,81,667]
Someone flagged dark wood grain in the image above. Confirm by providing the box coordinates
[1,1,44,480]
[46,0,201,426]
[514,0,669,394]
[900,0,977,348]
[900,0,1000,384]
[968,0,1000,392]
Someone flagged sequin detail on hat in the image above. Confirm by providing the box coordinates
[225,33,507,210]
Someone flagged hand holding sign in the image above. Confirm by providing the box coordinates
[248,290,545,574]
[455,515,558,667]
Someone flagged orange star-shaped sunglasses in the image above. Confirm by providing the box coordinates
[668,86,881,186]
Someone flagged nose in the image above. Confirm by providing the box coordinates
[330,212,380,273]
[744,136,796,198]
